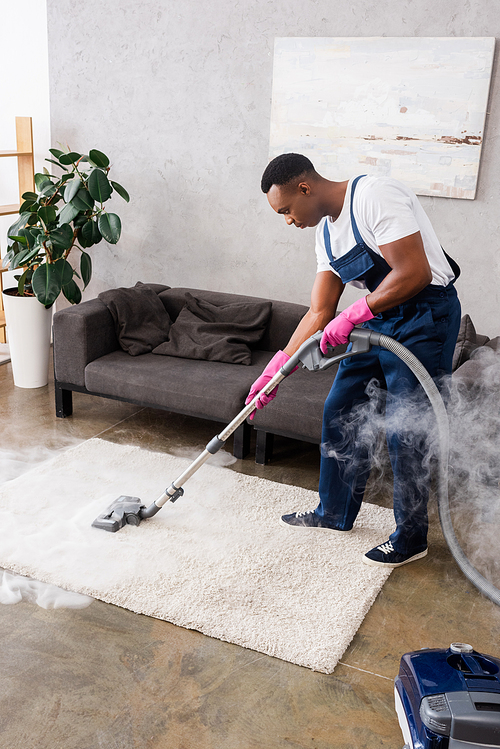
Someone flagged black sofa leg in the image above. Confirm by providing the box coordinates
[255,430,274,465]
[232,421,251,459]
[55,382,73,418]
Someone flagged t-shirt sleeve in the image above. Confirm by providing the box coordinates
[359,180,420,246]
[315,219,338,274]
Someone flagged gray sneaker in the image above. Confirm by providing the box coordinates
[280,510,350,532]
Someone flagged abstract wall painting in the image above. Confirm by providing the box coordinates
[270,37,495,199]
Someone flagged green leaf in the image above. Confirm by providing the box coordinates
[71,188,94,211]
[64,177,81,203]
[32,259,74,307]
[80,221,94,248]
[80,251,92,288]
[46,158,68,171]
[98,212,121,243]
[63,279,82,304]
[35,172,52,191]
[7,213,31,242]
[8,235,28,246]
[17,268,30,296]
[21,191,38,201]
[88,149,110,169]
[49,148,65,160]
[58,202,80,225]
[18,227,40,248]
[12,246,41,269]
[49,223,74,252]
[59,151,82,165]
[79,219,102,247]
[59,172,75,183]
[110,181,130,203]
[92,220,102,244]
[73,214,87,228]
[38,205,58,225]
[19,199,38,213]
[40,183,58,198]
[88,169,112,203]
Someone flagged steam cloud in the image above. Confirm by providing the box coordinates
[321,345,500,588]
[0,442,94,610]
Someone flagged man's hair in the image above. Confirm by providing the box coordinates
[261,153,316,193]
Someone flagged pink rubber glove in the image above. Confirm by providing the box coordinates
[245,350,292,420]
[320,297,374,355]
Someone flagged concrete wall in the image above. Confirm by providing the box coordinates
[46,0,500,337]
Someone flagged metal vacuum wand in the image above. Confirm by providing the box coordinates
[92,329,374,532]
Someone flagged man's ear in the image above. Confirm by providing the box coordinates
[298,181,311,196]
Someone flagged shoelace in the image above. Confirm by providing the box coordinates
[296,510,315,518]
[377,541,395,555]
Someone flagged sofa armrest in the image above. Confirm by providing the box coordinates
[53,299,119,387]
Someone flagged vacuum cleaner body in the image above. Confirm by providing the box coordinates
[395,643,500,749]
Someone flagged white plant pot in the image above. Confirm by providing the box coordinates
[2,289,52,388]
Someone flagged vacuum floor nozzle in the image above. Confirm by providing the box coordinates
[92,496,145,532]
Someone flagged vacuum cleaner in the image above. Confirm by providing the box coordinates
[92,327,500,608]
[395,643,500,749]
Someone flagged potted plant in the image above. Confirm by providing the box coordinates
[2,147,129,388]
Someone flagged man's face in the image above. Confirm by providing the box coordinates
[267,181,322,229]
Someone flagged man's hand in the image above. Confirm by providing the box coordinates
[245,350,291,420]
[320,297,374,354]
[245,272,344,418]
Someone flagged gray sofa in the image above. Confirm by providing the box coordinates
[53,284,342,462]
[52,284,494,464]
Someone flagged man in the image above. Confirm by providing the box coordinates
[246,153,461,567]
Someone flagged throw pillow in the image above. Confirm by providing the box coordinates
[152,293,272,365]
[98,283,171,356]
[452,314,489,371]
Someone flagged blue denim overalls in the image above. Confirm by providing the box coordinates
[316,176,461,554]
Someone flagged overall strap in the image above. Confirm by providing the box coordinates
[323,214,334,264]
[349,175,366,246]
[323,175,366,262]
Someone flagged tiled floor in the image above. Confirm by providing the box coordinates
[0,356,499,749]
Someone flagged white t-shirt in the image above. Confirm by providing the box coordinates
[315,176,455,289]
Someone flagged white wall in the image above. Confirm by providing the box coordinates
[35,2,500,337]
[0,0,51,292]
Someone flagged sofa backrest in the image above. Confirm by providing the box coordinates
[158,288,308,352]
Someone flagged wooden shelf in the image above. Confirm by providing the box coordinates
[0,118,35,344]
[0,150,33,158]
[0,203,21,216]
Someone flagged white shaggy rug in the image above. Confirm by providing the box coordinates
[0,438,395,673]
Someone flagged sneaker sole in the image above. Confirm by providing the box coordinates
[279,517,351,533]
[362,548,428,568]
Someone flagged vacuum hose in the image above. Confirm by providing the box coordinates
[366,330,500,607]
[136,326,500,606]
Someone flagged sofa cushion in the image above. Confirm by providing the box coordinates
[98,282,172,356]
[85,349,274,423]
[158,288,308,353]
[152,293,272,365]
[452,314,490,371]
